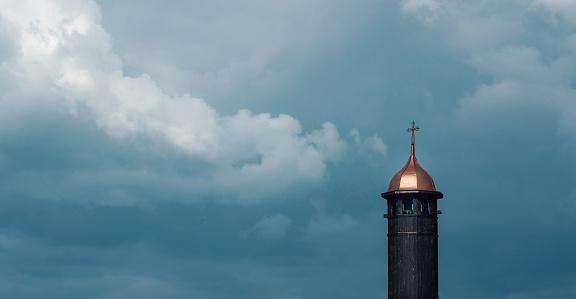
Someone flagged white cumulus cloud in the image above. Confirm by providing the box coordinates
[0,0,347,202]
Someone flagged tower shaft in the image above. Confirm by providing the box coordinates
[385,195,439,299]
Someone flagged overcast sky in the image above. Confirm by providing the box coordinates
[0,0,575,298]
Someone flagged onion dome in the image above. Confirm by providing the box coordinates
[384,121,440,194]
[386,142,437,192]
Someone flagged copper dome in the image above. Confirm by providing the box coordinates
[386,143,437,192]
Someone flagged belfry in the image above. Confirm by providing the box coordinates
[382,121,443,299]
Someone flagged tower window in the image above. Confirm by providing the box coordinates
[421,202,429,215]
[416,199,422,214]
[402,199,413,214]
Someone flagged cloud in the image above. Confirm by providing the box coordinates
[534,0,576,24]
[400,0,445,24]
[302,208,384,260]
[0,0,348,203]
[350,129,387,155]
[401,1,525,51]
[241,213,293,240]
[305,213,359,238]
[457,43,576,142]
[400,0,576,145]
[95,0,378,103]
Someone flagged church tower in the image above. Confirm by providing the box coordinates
[381,121,443,299]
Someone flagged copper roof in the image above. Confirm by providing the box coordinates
[386,136,437,193]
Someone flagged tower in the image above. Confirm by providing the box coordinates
[382,121,443,299]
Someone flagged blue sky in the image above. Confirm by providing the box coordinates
[0,0,575,298]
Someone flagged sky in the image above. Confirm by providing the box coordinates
[0,0,575,298]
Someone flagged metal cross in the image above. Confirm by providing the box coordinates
[407,120,420,145]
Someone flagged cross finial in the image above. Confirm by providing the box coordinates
[407,120,420,145]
